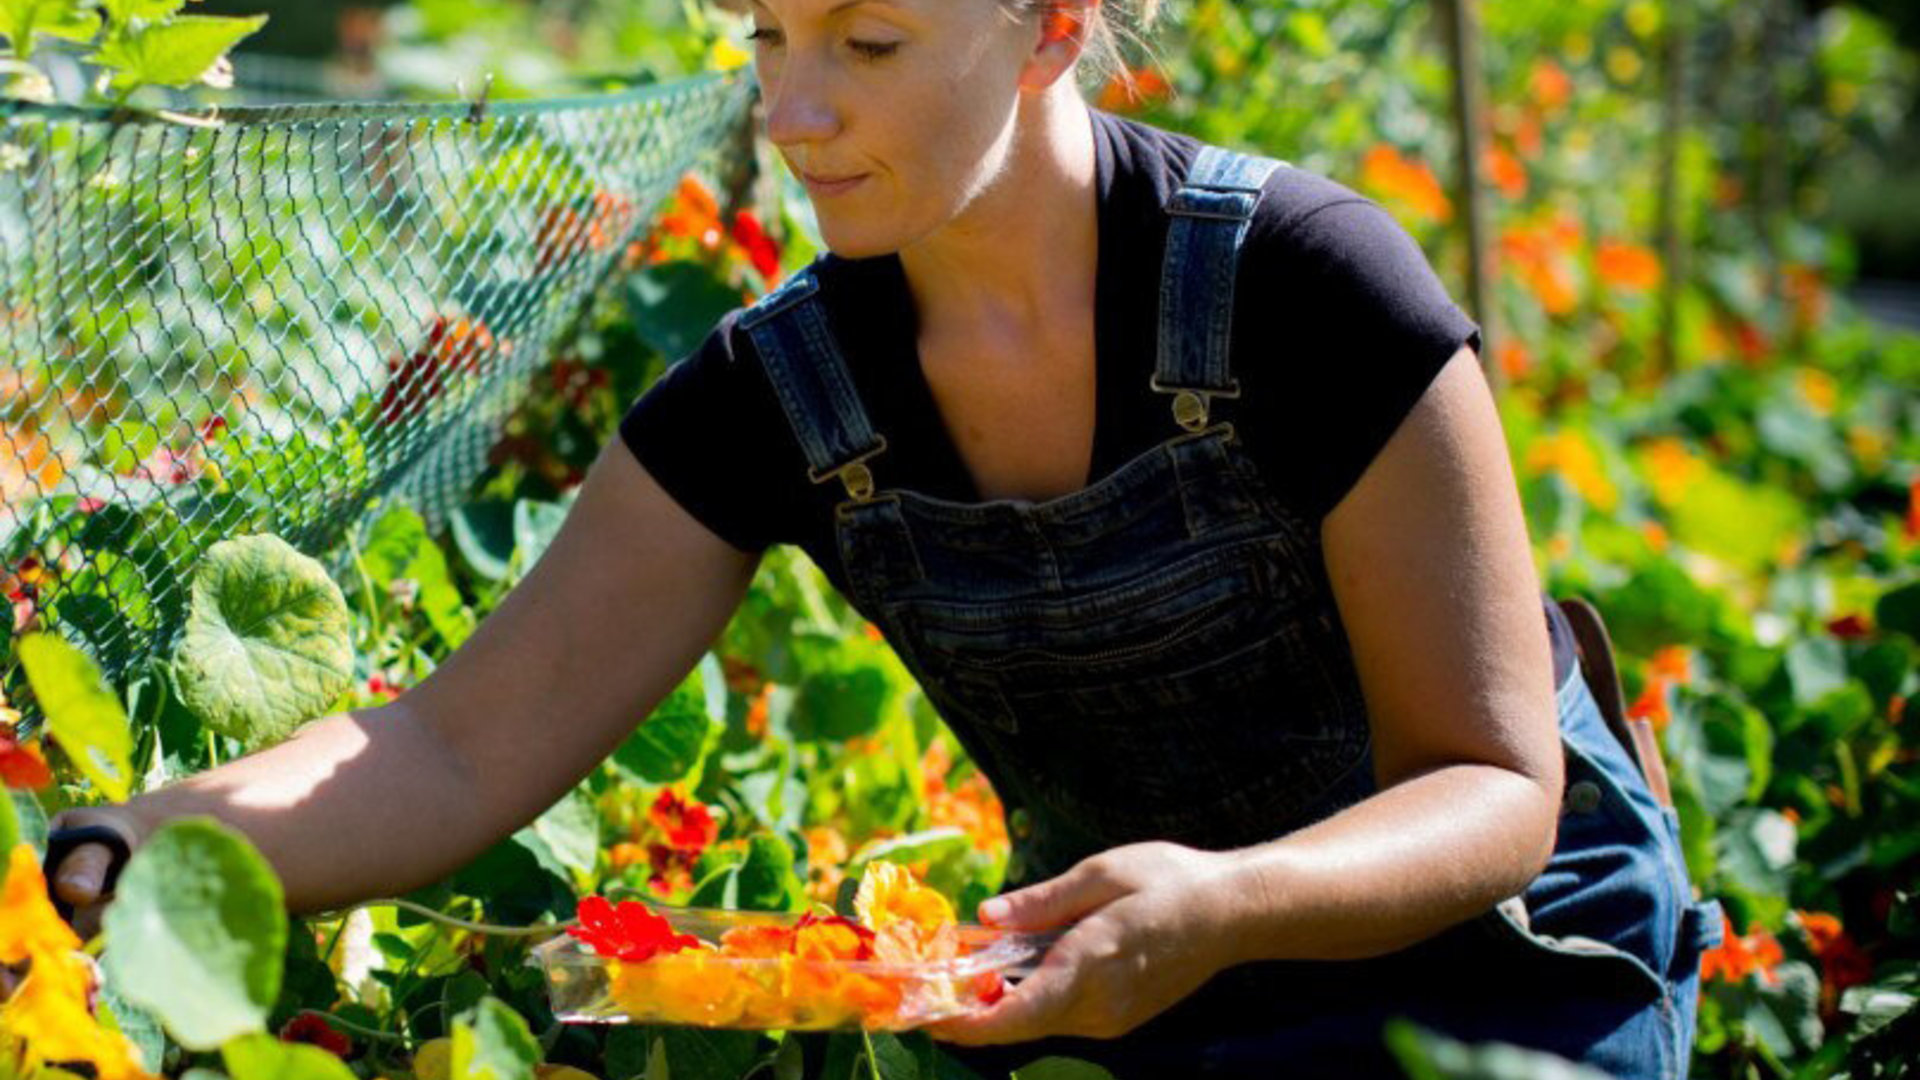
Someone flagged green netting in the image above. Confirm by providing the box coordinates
[0,69,755,693]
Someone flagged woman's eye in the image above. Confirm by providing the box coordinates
[743,27,898,62]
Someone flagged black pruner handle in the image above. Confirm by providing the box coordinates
[41,824,133,924]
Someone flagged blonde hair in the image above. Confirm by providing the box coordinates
[1004,0,1167,95]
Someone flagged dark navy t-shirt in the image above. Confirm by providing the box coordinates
[619,108,1481,596]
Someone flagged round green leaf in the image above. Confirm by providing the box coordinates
[17,632,135,801]
[222,1032,357,1080]
[450,997,540,1080]
[102,817,288,1051]
[171,535,354,748]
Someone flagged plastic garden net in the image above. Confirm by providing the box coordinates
[0,68,755,691]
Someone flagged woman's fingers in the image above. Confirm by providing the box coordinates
[979,856,1130,931]
[51,842,115,907]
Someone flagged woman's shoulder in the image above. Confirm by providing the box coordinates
[1095,109,1386,239]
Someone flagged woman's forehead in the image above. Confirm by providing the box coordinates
[747,0,921,17]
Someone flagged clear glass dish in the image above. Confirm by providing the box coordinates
[527,906,1056,1032]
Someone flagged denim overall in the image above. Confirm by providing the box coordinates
[740,146,1723,1079]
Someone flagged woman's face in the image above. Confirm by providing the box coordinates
[746,0,1062,258]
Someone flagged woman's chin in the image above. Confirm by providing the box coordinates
[817,226,902,261]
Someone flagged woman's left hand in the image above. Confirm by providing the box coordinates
[927,841,1245,1045]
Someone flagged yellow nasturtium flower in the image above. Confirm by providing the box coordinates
[0,844,156,1080]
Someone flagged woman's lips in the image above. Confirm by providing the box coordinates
[801,171,867,196]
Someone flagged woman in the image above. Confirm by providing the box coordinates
[36,1,1719,1077]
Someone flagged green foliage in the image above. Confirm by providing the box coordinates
[0,0,266,103]
[450,997,542,1080]
[222,1032,359,1080]
[101,817,288,1051]
[171,534,355,748]
[17,631,135,801]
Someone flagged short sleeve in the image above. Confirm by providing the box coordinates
[618,309,807,553]
[1233,192,1482,519]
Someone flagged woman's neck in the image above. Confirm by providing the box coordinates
[896,90,1099,345]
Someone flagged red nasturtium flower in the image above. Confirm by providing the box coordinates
[1,690,53,791]
[568,896,703,962]
[277,1012,352,1059]
[649,789,719,854]
[1796,910,1873,1014]
[729,210,783,284]
[1700,915,1785,987]
[378,315,496,428]
[1827,613,1873,640]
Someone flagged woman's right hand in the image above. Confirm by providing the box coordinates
[40,805,147,940]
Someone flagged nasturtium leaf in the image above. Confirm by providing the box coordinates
[690,833,801,912]
[616,663,720,783]
[1382,1019,1615,1079]
[1741,961,1824,1059]
[102,817,287,1051]
[172,534,354,749]
[99,0,187,23]
[790,634,904,742]
[221,1032,358,1080]
[1877,583,1920,642]
[8,791,47,855]
[17,633,135,801]
[98,981,166,1074]
[88,13,267,92]
[451,502,515,582]
[449,997,540,1080]
[646,1027,764,1080]
[0,789,18,854]
[0,0,101,60]
[360,504,430,588]
[527,786,598,878]
[510,498,571,580]
[1009,1059,1118,1080]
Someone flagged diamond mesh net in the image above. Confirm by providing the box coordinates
[1,69,755,690]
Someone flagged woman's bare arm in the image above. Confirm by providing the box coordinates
[52,442,756,919]
[1229,344,1565,960]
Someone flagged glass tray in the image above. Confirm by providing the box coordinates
[528,906,1057,1032]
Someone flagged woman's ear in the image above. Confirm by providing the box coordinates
[1019,0,1098,92]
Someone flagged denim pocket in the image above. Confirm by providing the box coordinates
[1486,676,1690,1008]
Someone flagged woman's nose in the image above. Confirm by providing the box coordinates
[760,56,841,151]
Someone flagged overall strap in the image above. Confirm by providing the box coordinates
[1155,144,1288,432]
[738,269,888,501]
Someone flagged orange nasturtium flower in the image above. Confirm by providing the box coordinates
[1699,914,1785,987]
[1596,240,1661,291]
[0,845,156,1080]
[577,861,991,1029]
[1359,144,1451,224]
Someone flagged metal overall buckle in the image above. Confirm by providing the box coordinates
[808,436,889,502]
[1149,375,1241,433]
